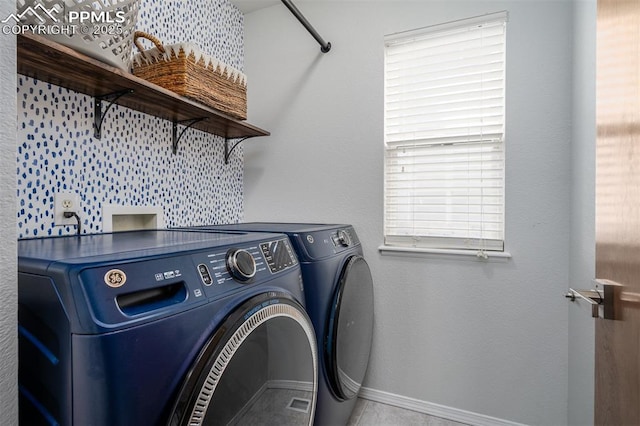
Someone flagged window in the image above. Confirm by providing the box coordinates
[383,12,507,253]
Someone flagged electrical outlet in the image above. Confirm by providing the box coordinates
[54,192,80,226]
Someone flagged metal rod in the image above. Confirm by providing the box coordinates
[281,0,331,53]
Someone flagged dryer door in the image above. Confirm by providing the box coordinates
[167,292,317,426]
[325,255,374,400]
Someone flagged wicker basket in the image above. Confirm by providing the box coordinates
[132,31,247,120]
[16,0,140,71]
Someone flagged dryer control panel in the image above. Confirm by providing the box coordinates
[297,226,360,260]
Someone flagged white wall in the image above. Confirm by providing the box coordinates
[243,2,574,424]
[0,0,17,421]
[568,1,596,425]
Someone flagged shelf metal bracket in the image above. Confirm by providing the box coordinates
[172,118,207,154]
[94,89,134,139]
[225,137,250,164]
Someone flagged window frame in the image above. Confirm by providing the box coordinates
[382,11,509,257]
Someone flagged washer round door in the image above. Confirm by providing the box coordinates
[325,255,375,401]
[168,292,318,426]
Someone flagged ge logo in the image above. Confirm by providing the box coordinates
[104,269,127,288]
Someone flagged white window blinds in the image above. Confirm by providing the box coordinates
[384,12,507,252]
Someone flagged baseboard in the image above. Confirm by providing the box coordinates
[358,387,527,426]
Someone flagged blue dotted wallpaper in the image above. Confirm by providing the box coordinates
[17,0,245,238]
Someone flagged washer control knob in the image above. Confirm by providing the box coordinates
[226,249,256,282]
[337,229,351,247]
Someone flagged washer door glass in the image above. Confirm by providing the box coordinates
[168,293,317,426]
[326,255,375,400]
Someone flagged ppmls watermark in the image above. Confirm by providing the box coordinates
[2,3,125,36]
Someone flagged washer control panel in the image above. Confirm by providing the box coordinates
[260,238,297,273]
[193,238,299,298]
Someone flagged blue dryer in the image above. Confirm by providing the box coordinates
[18,230,318,426]
[185,223,375,426]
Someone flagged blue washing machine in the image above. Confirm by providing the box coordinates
[18,230,318,426]
[183,224,375,426]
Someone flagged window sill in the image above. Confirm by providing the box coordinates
[378,245,512,260]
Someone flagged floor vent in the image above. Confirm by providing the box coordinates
[286,397,311,414]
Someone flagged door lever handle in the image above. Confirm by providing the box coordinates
[567,280,640,320]
[565,288,603,318]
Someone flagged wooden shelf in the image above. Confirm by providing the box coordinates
[16,33,269,145]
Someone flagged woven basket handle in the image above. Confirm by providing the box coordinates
[134,31,166,54]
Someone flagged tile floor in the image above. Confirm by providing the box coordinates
[347,399,469,426]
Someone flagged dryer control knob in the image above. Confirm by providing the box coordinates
[226,249,257,282]
[337,229,351,247]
